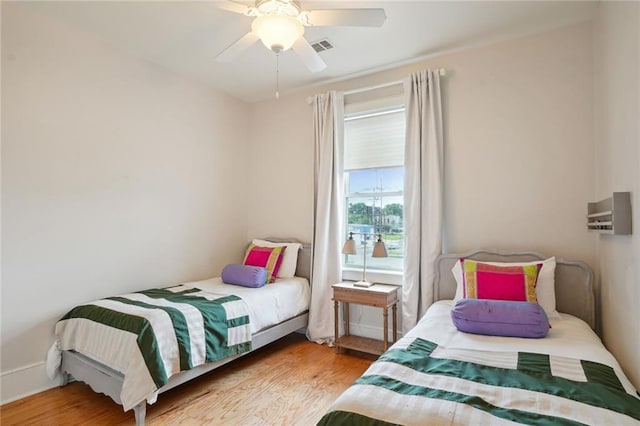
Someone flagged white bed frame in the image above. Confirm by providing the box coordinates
[434,250,595,330]
[59,239,312,426]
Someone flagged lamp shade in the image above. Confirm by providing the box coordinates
[342,234,357,255]
[251,14,304,53]
[372,236,388,258]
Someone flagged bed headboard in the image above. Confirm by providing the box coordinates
[434,250,595,331]
[263,237,312,283]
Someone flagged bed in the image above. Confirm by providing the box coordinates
[46,238,311,426]
[318,250,640,425]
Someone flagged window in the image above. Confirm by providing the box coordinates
[343,107,405,273]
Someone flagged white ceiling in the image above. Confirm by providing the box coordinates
[22,1,597,103]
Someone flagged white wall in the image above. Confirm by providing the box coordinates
[1,3,250,402]
[592,1,639,389]
[248,23,596,341]
[247,96,314,242]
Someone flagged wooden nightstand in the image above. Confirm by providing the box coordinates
[332,282,399,356]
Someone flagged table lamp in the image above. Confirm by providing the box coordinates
[342,232,388,287]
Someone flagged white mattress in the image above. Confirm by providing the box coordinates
[179,276,311,333]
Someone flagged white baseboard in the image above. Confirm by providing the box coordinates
[1,362,58,405]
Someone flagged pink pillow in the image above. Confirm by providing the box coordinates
[242,244,286,283]
[461,259,542,302]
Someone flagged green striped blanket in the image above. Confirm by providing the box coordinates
[318,337,640,425]
[54,284,251,410]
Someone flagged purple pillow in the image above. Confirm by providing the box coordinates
[451,299,550,338]
[221,264,267,288]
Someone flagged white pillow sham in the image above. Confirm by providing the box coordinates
[251,239,302,278]
[452,256,560,320]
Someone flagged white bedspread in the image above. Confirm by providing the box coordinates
[319,300,640,425]
[180,276,310,333]
[47,276,310,411]
[403,300,636,394]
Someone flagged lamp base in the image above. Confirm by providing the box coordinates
[353,280,373,288]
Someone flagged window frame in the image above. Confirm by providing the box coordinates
[342,106,406,285]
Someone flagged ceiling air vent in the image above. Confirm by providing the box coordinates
[311,39,334,53]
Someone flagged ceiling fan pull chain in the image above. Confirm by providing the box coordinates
[275,52,280,100]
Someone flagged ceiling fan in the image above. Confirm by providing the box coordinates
[216,0,386,73]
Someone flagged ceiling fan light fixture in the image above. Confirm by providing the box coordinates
[251,14,304,53]
[256,0,300,17]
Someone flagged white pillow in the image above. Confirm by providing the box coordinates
[251,239,302,278]
[452,257,560,319]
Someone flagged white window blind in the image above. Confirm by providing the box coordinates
[344,109,405,171]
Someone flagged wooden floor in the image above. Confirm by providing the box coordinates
[1,333,374,425]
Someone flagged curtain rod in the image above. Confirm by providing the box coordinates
[343,79,402,96]
[344,68,447,96]
[307,68,446,104]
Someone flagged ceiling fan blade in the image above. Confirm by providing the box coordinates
[292,37,327,73]
[216,31,260,62]
[214,0,251,15]
[304,9,386,27]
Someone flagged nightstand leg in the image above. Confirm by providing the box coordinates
[344,302,350,336]
[392,303,397,343]
[383,307,389,351]
[334,300,340,354]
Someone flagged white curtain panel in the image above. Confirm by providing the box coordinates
[307,91,345,343]
[402,70,444,334]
